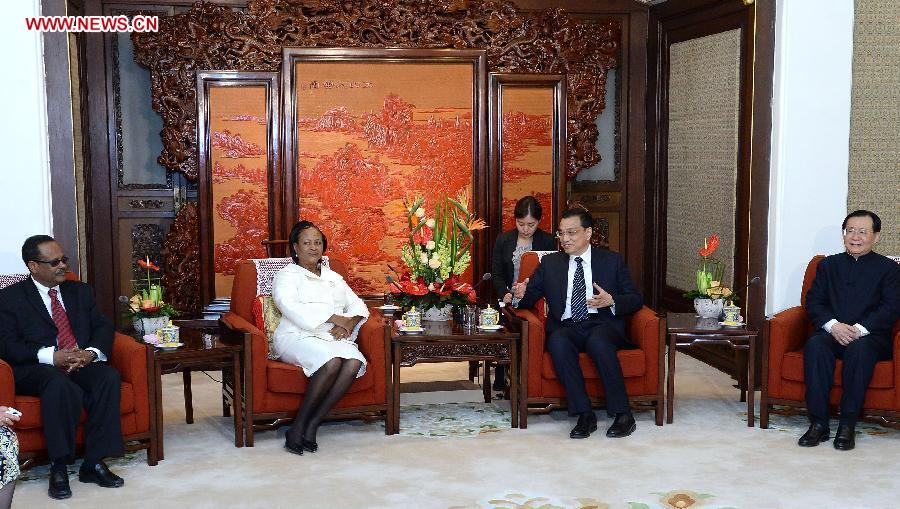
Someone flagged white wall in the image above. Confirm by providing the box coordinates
[766,0,855,315]
[0,0,53,273]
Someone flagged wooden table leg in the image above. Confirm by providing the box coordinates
[666,334,676,424]
[737,348,748,403]
[747,337,757,427]
[519,322,528,429]
[483,362,492,403]
[154,361,165,461]
[510,339,519,429]
[182,369,194,424]
[390,343,401,435]
[232,352,244,446]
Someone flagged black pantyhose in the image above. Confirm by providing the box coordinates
[285,358,363,446]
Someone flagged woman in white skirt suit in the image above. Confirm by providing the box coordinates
[272,221,369,456]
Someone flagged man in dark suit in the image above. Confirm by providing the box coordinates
[0,235,125,499]
[799,210,900,451]
[512,209,643,439]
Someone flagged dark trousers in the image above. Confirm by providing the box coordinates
[803,331,892,426]
[545,318,631,416]
[13,362,124,463]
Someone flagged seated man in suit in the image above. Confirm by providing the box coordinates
[511,209,643,439]
[799,210,900,451]
[0,235,125,499]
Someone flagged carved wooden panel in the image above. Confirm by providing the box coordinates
[399,342,510,367]
[132,0,620,181]
[161,202,201,317]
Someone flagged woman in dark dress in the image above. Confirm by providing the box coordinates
[490,196,557,391]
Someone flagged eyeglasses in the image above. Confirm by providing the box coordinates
[555,228,585,239]
[33,256,69,267]
[843,228,871,236]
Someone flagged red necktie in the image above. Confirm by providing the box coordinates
[48,288,77,350]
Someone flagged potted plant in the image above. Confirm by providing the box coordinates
[682,234,734,319]
[389,192,486,320]
[124,257,179,335]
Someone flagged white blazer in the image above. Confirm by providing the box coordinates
[272,263,369,343]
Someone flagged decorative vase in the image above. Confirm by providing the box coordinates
[693,298,724,319]
[422,305,452,322]
[133,315,170,336]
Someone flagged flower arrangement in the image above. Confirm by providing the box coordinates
[682,234,735,301]
[124,257,179,319]
[389,191,487,311]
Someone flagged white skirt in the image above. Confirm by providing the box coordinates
[274,332,367,378]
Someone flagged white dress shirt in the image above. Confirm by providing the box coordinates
[561,247,598,320]
[32,278,106,365]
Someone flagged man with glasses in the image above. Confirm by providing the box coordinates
[0,235,124,499]
[799,210,900,451]
[512,209,643,439]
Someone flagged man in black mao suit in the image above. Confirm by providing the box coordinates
[798,210,900,451]
[0,235,125,499]
[511,209,643,439]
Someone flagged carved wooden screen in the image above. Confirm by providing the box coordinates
[197,72,281,303]
[283,48,488,295]
[490,74,567,236]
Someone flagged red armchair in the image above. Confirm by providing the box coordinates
[0,273,157,469]
[508,252,665,425]
[761,255,900,427]
[221,258,388,446]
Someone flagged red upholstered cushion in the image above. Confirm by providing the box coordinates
[781,352,894,389]
[540,349,647,380]
[265,360,373,395]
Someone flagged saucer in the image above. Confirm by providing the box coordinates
[398,326,424,334]
[476,324,503,331]
[155,342,184,349]
[719,322,744,328]
[377,305,400,311]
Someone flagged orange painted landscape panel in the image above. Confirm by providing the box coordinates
[294,62,475,294]
[500,87,554,233]
[209,86,269,298]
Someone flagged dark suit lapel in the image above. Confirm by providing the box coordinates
[555,254,569,304]
[22,279,55,327]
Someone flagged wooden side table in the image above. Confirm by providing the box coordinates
[666,312,760,427]
[384,320,526,435]
[149,319,246,460]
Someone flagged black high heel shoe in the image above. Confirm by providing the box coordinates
[284,437,304,456]
[301,438,318,453]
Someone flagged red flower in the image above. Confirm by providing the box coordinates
[412,225,434,245]
[138,259,161,271]
[698,234,720,258]
[391,273,429,296]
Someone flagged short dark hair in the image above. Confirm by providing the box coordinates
[513,196,542,220]
[560,208,594,229]
[22,235,56,266]
[842,210,881,233]
[288,221,326,264]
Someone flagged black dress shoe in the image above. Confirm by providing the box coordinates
[833,425,855,451]
[302,438,318,453]
[569,412,597,439]
[798,422,830,447]
[78,461,124,488]
[284,437,304,456]
[48,469,72,500]
[606,413,636,438]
